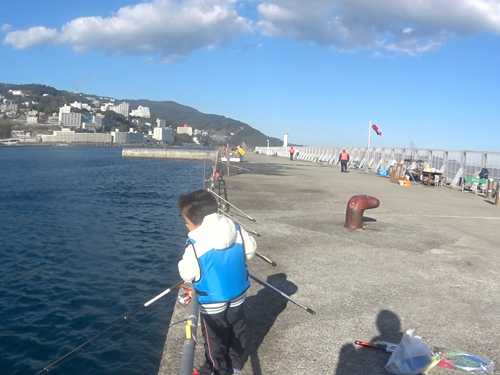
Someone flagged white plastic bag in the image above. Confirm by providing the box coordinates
[385,329,433,375]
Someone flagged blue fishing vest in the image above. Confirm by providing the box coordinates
[189,224,250,304]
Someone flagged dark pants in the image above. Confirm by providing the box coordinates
[290,153,294,160]
[199,304,247,375]
[341,160,348,172]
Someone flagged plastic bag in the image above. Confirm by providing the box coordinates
[385,329,436,375]
[435,347,495,374]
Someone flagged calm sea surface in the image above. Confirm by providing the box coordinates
[0,146,209,375]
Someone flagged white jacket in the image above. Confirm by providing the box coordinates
[178,213,257,283]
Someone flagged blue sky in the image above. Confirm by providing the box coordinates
[1,0,499,151]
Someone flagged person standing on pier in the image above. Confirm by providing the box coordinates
[339,149,349,172]
[178,190,257,375]
[235,145,245,161]
[289,146,295,160]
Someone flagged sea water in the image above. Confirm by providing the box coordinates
[0,146,208,375]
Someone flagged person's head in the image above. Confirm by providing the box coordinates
[343,149,346,152]
[178,189,218,231]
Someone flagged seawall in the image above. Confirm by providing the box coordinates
[122,148,217,160]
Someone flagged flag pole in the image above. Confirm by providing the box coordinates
[368,120,371,150]
[366,120,371,171]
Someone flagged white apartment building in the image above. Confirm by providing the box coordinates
[26,116,38,124]
[130,105,151,118]
[177,125,193,136]
[152,127,174,143]
[70,101,91,111]
[113,102,130,119]
[58,104,72,123]
[1,103,18,113]
[112,130,146,143]
[60,112,82,128]
[9,90,25,97]
[156,118,166,127]
[41,129,112,143]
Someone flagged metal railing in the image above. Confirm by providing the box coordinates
[256,146,500,186]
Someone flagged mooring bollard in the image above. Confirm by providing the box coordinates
[345,195,380,230]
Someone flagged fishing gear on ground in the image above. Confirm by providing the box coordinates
[355,329,495,374]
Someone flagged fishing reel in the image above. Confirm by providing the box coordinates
[177,285,194,307]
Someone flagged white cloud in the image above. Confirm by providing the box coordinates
[2,0,500,58]
[3,26,59,49]
[255,0,500,54]
[2,24,12,32]
[3,0,252,60]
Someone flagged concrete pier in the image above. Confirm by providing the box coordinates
[122,148,217,160]
[159,152,500,375]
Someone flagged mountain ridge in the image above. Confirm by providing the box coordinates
[0,82,283,147]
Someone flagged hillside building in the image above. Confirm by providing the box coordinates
[60,112,82,128]
[152,127,174,143]
[177,124,193,136]
[41,129,112,143]
[113,102,130,119]
[130,105,151,118]
[26,116,38,124]
[9,90,25,97]
[111,130,146,143]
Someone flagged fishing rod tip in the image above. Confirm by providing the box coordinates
[306,308,316,315]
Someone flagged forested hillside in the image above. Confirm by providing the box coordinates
[0,83,282,147]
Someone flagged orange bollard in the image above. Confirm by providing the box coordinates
[345,195,380,230]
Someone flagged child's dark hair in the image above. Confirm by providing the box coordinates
[178,189,218,225]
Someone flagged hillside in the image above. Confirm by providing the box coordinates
[0,83,283,147]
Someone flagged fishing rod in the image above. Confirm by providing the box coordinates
[226,163,251,172]
[218,210,261,237]
[249,273,315,315]
[34,280,184,375]
[355,340,397,352]
[255,251,277,266]
[207,189,256,222]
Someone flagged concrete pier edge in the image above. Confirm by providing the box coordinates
[159,151,500,375]
[122,148,217,160]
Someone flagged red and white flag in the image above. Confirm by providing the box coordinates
[372,124,382,136]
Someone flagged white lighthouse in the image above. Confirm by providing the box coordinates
[283,133,289,148]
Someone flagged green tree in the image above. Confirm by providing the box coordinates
[0,121,13,138]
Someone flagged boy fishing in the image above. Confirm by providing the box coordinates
[178,189,257,375]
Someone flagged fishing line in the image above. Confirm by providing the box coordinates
[34,281,183,375]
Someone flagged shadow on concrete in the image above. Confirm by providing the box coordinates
[483,199,497,205]
[244,273,298,375]
[362,217,378,223]
[335,310,403,375]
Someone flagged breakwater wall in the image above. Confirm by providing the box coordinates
[122,148,217,160]
[255,146,500,186]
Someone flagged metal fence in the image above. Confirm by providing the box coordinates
[255,146,500,186]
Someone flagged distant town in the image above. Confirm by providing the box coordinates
[0,88,239,147]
